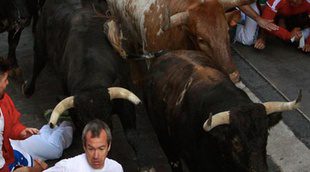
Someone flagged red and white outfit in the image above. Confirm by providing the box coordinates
[0,93,26,172]
[262,0,310,44]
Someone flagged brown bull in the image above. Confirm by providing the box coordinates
[106,0,253,84]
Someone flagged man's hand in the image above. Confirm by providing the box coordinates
[257,17,279,31]
[20,128,39,139]
[291,27,302,41]
[13,159,48,172]
[254,37,266,49]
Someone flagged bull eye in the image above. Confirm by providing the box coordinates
[232,137,243,153]
[197,37,204,42]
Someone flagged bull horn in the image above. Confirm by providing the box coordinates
[108,87,141,105]
[203,111,230,132]
[49,96,74,128]
[263,90,302,115]
[162,11,189,31]
[218,0,255,11]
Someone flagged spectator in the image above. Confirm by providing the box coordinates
[230,2,279,46]
[256,0,310,52]
[0,58,39,172]
[44,119,123,172]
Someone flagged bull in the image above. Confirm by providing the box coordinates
[106,0,254,84]
[144,50,301,172]
[0,0,40,74]
[21,0,151,170]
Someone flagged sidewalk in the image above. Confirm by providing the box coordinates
[232,39,310,172]
[232,39,310,119]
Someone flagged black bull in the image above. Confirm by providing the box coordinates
[0,0,41,69]
[22,0,149,168]
[144,50,301,172]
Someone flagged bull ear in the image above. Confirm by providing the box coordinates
[108,87,141,105]
[161,11,189,31]
[203,111,230,131]
[263,90,302,115]
[49,96,74,128]
[218,0,255,11]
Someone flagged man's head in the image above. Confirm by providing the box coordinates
[82,119,112,169]
[0,58,11,97]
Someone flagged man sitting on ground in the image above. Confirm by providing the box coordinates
[9,110,74,172]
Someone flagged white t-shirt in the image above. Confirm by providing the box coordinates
[0,108,5,168]
[43,153,123,172]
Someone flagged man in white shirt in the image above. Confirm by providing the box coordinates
[44,119,123,172]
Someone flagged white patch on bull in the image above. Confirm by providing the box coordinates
[157,4,161,12]
[156,28,163,36]
[107,0,158,53]
[156,14,164,36]
[176,77,193,105]
[156,28,164,36]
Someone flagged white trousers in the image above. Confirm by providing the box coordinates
[234,2,260,45]
[11,121,74,161]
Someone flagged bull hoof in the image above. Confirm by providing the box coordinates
[229,71,240,84]
[22,80,34,98]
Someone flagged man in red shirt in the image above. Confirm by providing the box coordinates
[255,0,310,52]
[0,58,39,172]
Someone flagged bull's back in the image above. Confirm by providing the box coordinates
[38,0,125,90]
[107,0,191,53]
[147,50,250,121]
[65,20,127,93]
[148,51,227,110]
[39,0,82,62]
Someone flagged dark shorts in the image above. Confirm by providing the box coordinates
[8,150,33,172]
